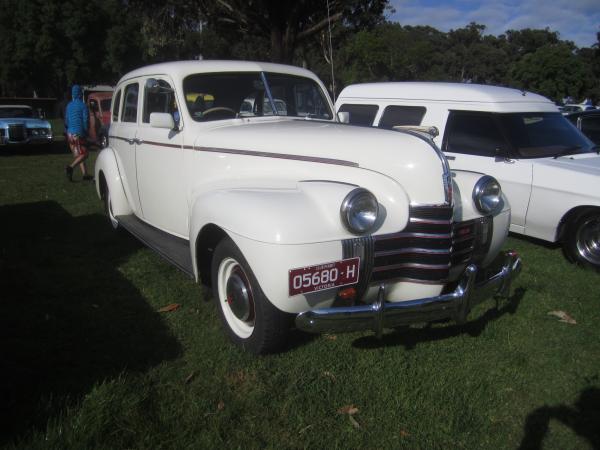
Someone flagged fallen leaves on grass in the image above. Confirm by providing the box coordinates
[400,429,410,438]
[548,310,577,324]
[324,334,337,341]
[217,400,225,411]
[321,371,336,381]
[338,404,359,415]
[338,404,361,428]
[157,303,181,313]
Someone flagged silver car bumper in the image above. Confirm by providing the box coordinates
[295,250,522,337]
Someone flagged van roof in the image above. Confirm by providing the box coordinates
[338,82,558,112]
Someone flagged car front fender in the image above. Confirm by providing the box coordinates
[94,147,132,217]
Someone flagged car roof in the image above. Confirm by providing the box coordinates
[117,60,321,86]
[338,82,558,113]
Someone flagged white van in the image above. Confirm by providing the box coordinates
[336,82,600,269]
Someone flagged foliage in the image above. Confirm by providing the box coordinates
[0,0,599,104]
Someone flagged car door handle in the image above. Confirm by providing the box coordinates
[446,155,455,160]
[126,138,135,145]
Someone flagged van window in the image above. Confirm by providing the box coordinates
[378,105,426,129]
[112,90,122,122]
[338,104,378,126]
[121,83,139,123]
[444,112,508,157]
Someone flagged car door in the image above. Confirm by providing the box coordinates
[442,111,533,233]
[135,77,187,237]
[111,82,142,215]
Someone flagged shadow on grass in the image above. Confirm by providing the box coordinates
[351,287,526,350]
[0,140,72,156]
[517,387,600,449]
[0,201,182,444]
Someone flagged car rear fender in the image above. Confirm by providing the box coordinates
[94,147,132,217]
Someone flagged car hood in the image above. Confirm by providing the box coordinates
[0,118,50,127]
[534,153,600,176]
[533,153,600,199]
[192,118,450,205]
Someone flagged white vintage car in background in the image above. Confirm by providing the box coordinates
[95,61,521,354]
[0,105,53,146]
[337,82,600,270]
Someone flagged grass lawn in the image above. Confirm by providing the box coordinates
[1,144,599,449]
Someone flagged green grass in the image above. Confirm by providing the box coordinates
[1,145,599,449]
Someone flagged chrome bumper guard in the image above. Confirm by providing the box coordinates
[295,250,522,337]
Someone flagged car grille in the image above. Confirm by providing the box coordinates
[343,205,492,289]
[8,125,26,142]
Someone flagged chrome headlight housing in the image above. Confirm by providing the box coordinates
[341,188,379,234]
[472,175,502,214]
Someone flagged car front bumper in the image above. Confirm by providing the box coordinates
[295,250,522,336]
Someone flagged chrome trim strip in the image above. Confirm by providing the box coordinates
[410,217,453,225]
[374,247,450,257]
[194,146,359,167]
[372,262,450,272]
[375,232,452,240]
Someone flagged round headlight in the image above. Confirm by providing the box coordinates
[472,175,502,214]
[341,188,379,234]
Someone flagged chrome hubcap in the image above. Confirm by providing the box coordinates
[218,257,255,338]
[576,217,600,266]
[226,267,254,321]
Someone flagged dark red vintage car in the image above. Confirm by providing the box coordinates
[87,90,113,148]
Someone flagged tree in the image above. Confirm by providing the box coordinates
[509,43,594,100]
[197,0,388,63]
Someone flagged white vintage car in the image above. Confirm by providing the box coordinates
[336,82,600,270]
[95,61,521,354]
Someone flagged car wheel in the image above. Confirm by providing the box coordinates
[565,211,600,270]
[102,182,120,230]
[100,134,108,148]
[211,237,290,354]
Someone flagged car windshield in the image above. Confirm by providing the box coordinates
[183,71,332,122]
[0,107,33,118]
[498,112,595,158]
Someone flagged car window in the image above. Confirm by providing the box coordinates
[337,104,379,126]
[112,90,122,122]
[581,116,600,144]
[183,71,332,122]
[378,105,426,129]
[444,112,508,157]
[100,99,112,113]
[498,112,594,158]
[121,83,139,123]
[143,79,176,123]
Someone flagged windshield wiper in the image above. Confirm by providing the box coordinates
[553,145,581,159]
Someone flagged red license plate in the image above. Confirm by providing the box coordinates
[288,257,360,296]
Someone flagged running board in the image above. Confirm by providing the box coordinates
[116,214,194,278]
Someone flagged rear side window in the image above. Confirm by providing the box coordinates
[444,112,508,157]
[338,104,378,126]
[378,105,426,129]
[121,83,139,123]
[112,90,122,122]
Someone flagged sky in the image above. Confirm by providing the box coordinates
[387,0,600,48]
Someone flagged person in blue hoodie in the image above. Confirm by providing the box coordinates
[64,84,93,181]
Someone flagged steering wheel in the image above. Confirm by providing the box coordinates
[202,107,237,119]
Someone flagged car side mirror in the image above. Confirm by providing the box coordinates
[150,112,175,129]
[337,111,350,124]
